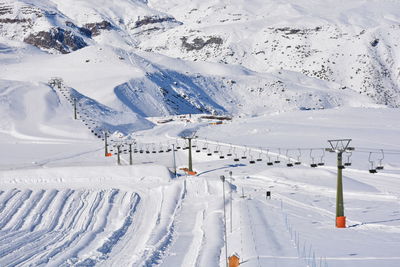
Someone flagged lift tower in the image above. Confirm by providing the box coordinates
[326,139,354,228]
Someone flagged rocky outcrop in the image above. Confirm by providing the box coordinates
[24,27,87,54]
[82,21,112,37]
[181,36,223,51]
[134,15,180,28]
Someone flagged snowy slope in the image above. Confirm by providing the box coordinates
[1,0,400,107]
[1,1,400,267]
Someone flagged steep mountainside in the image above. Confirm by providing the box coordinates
[0,0,399,125]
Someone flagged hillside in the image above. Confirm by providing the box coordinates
[1,1,400,267]
[1,0,399,119]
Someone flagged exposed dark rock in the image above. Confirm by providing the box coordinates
[0,18,30,23]
[272,26,322,35]
[24,27,87,54]
[371,39,379,47]
[0,5,13,16]
[181,36,223,51]
[134,15,180,28]
[82,21,112,37]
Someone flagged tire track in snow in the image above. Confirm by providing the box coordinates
[11,190,45,231]
[0,189,21,215]
[160,178,208,267]
[139,183,186,266]
[0,189,32,230]
[35,190,116,265]
[76,192,141,266]
[1,190,90,265]
[0,190,75,266]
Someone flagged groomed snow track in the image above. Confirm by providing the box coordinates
[0,188,142,266]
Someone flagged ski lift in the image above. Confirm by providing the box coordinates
[318,149,325,166]
[266,150,274,166]
[202,142,208,150]
[286,150,294,167]
[249,155,256,164]
[257,148,263,161]
[227,145,233,157]
[176,141,181,149]
[219,152,225,159]
[310,149,318,168]
[274,148,281,163]
[207,150,212,156]
[214,145,219,154]
[295,149,301,165]
[369,152,377,173]
[344,151,352,166]
[241,146,247,159]
[233,153,240,162]
[376,149,384,170]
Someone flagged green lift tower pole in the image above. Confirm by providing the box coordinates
[103,131,109,156]
[327,139,354,228]
[73,98,77,120]
[336,151,344,217]
[182,134,197,173]
[188,138,193,172]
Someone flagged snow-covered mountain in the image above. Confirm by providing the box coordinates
[1,2,400,267]
[1,0,399,122]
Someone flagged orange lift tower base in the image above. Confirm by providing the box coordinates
[229,254,240,267]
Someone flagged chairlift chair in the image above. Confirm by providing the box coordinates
[202,143,208,150]
[264,149,273,165]
[285,150,294,167]
[219,152,225,159]
[256,148,263,161]
[249,156,256,164]
[310,149,318,167]
[207,149,212,156]
[214,145,219,154]
[274,148,281,163]
[295,148,301,165]
[318,149,325,166]
[368,152,378,173]
[344,151,352,166]
[376,149,384,170]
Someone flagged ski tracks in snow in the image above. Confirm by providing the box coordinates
[0,188,141,266]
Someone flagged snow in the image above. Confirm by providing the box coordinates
[1,0,400,266]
